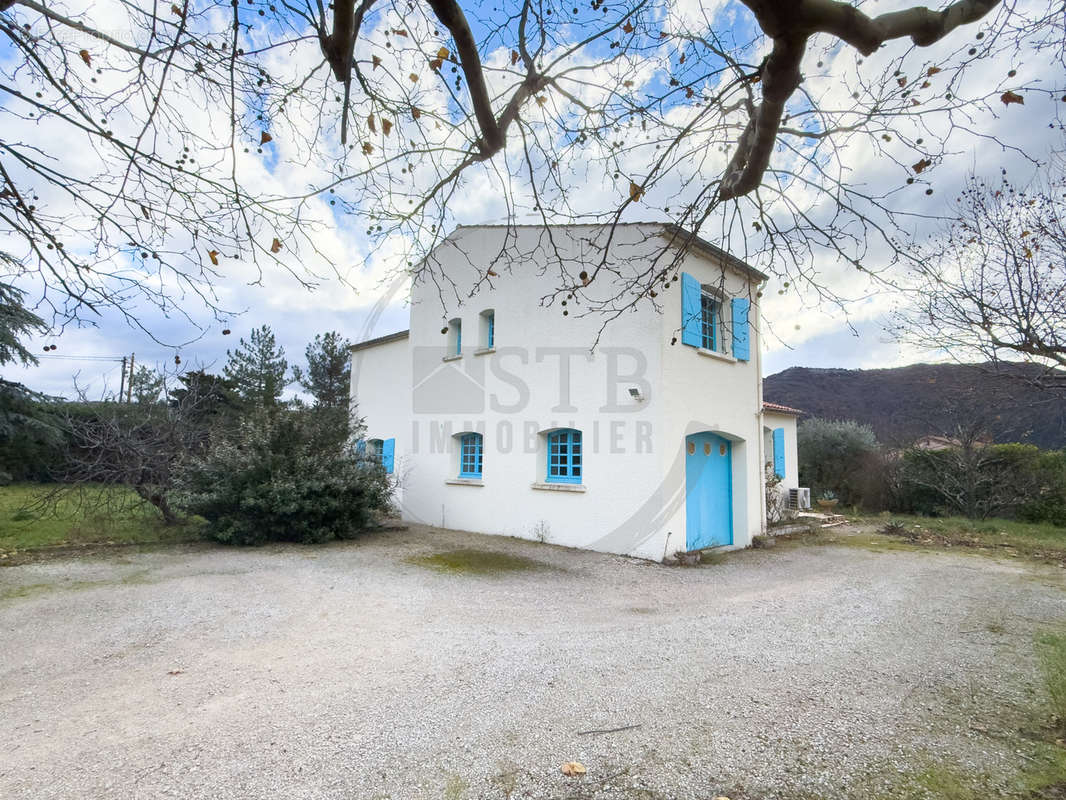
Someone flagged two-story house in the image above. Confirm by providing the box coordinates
[350,223,799,560]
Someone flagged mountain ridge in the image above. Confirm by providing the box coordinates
[763,363,1066,449]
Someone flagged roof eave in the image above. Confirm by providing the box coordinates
[659,223,769,283]
[349,329,410,352]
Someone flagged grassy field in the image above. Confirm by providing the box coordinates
[839,512,1066,566]
[0,483,204,554]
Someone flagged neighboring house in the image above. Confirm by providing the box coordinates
[350,223,800,561]
[762,401,803,498]
[912,434,961,452]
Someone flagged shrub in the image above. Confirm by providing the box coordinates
[1037,631,1066,734]
[1017,450,1066,527]
[796,418,880,506]
[175,407,391,545]
[899,443,1066,524]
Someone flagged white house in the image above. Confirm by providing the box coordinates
[350,223,800,561]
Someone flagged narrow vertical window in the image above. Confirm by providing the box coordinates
[479,308,495,350]
[459,432,483,478]
[700,292,718,351]
[546,429,583,484]
[448,318,462,355]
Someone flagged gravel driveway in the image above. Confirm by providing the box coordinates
[2,525,1065,799]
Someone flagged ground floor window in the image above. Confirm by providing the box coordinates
[547,429,582,484]
[459,432,483,478]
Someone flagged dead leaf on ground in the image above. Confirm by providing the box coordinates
[560,761,586,777]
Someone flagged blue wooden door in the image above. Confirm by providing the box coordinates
[685,432,733,550]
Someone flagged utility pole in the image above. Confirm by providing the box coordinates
[118,356,127,402]
[126,353,135,403]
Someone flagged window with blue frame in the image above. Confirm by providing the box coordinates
[547,429,582,484]
[448,318,462,355]
[700,291,718,351]
[459,432,483,478]
[479,308,495,350]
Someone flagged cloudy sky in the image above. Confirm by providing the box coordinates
[2,0,1062,398]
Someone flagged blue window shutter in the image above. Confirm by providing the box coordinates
[772,428,785,479]
[732,297,751,361]
[356,440,366,457]
[681,272,702,347]
[382,438,395,474]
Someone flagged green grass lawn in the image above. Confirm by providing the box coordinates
[0,483,204,553]
[846,512,1066,565]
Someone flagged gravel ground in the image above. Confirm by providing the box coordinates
[1,524,1065,800]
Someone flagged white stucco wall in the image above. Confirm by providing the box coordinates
[656,247,764,554]
[349,223,767,560]
[349,333,412,506]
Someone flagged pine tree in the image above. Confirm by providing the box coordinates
[0,282,46,367]
[292,331,351,409]
[128,365,166,404]
[223,325,288,408]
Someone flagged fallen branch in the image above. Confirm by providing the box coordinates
[576,723,642,736]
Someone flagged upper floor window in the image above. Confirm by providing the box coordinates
[479,309,495,350]
[700,291,719,351]
[547,428,582,484]
[448,318,462,355]
[680,272,751,361]
[459,432,483,478]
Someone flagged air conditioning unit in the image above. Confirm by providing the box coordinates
[788,488,811,510]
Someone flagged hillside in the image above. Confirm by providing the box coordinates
[764,363,1066,449]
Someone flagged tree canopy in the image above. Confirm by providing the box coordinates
[1,0,1063,340]
[892,158,1066,389]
